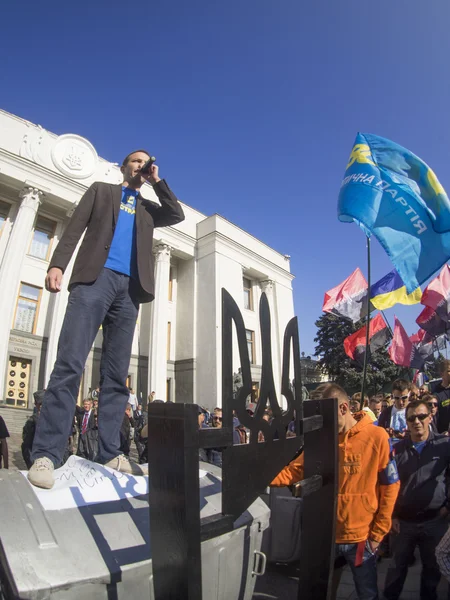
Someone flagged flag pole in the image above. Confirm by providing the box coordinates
[360,236,371,409]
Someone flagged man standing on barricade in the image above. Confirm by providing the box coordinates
[271,383,399,600]
[28,151,184,489]
[384,399,450,600]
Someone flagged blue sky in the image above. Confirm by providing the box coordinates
[1,0,449,356]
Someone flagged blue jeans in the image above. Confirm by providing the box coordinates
[32,269,139,466]
[384,516,448,600]
[336,542,379,600]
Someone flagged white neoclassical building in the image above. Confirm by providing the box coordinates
[0,108,295,431]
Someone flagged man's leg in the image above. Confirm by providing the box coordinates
[384,520,417,599]
[97,274,139,464]
[31,270,117,469]
[342,542,379,600]
[418,517,448,600]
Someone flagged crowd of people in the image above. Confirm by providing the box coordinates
[272,359,450,600]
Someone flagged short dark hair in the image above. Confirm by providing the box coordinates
[392,378,410,393]
[321,383,348,402]
[122,149,151,166]
[405,400,430,419]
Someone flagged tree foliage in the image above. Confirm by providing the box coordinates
[314,312,408,395]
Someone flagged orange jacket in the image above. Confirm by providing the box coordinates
[271,412,400,543]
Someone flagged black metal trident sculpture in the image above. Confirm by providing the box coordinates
[147,289,337,600]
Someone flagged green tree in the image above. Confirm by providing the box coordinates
[314,312,407,395]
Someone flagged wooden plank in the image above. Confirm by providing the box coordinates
[297,397,338,600]
[147,402,202,600]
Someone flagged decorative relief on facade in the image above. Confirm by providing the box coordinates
[259,279,274,294]
[19,186,44,208]
[19,125,51,167]
[51,134,98,179]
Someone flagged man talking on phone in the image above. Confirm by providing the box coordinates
[28,151,185,489]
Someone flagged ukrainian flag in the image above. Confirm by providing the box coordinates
[370,269,422,310]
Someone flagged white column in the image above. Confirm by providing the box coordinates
[44,215,83,385]
[0,186,43,398]
[148,244,171,400]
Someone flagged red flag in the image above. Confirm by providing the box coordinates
[416,305,448,337]
[388,317,413,367]
[343,314,389,364]
[389,318,436,369]
[421,264,450,323]
[323,268,368,323]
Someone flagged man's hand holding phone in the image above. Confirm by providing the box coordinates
[140,157,161,185]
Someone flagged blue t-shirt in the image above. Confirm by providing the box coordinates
[104,187,138,277]
[412,440,427,454]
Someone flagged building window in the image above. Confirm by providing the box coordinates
[243,277,254,311]
[13,283,42,334]
[168,267,173,301]
[246,329,255,364]
[29,216,56,261]
[167,322,171,360]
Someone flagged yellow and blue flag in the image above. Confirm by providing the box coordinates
[370,269,422,311]
[338,133,450,293]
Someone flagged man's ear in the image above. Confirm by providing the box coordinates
[339,401,348,416]
[120,165,125,174]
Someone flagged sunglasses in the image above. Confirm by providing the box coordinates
[393,395,409,401]
[427,403,438,408]
[213,416,223,421]
[406,413,430,423]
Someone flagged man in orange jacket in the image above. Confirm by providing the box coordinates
[272,383,400,600]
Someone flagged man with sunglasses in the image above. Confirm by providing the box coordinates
[378,379,410,442]
[384,400,450,600]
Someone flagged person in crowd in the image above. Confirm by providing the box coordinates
[148,391,156,404]
[434,360,450,433]
[419,384,429,398]
[272,383,400,600]
[0,415,9,469]
[369,395,383,423]
[382,395,393,412]
[76,398,98,460]
[28,151,184,489]
[133,403,147,462]
[22,394,44,468]
[378,379,410,442]
[208,409,223,467]
[421,393,439,434]
[349,399,360,414]
[409,384,420,402]
[119,403,135,457]
[383,399,450,600]
[90,386,100,401]
[128,387,138,411]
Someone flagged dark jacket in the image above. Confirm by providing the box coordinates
[377,405,393,430]
[392,430,450,521]
[434,385,450,433]
[49,180,185,303]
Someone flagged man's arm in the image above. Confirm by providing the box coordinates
[270,453,304,487]
[0,438,8,469]
[369,436,400,543]
[48,183,98,276]
[147,181,185,228]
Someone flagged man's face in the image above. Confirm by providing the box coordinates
[212,412,223,428]
[392,389,409,410]
[83,400,92,412]
[198,413,205,427]
[337,402,349,433]
[369,401,382,417]
[406,404,431,441]
[120,152,150,186]
[125,406,132,417]
[427,398,438,416]
[419,386,427,397]
[442,365,450,386]
[137,404,142,411]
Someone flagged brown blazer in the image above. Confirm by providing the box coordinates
[49,180,185,303]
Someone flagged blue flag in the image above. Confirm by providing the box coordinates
[338,133,450,293]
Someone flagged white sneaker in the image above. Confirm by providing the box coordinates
[104,454,148,476]
[27,457,55,489]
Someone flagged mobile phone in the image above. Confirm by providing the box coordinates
[140,156,156,176]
